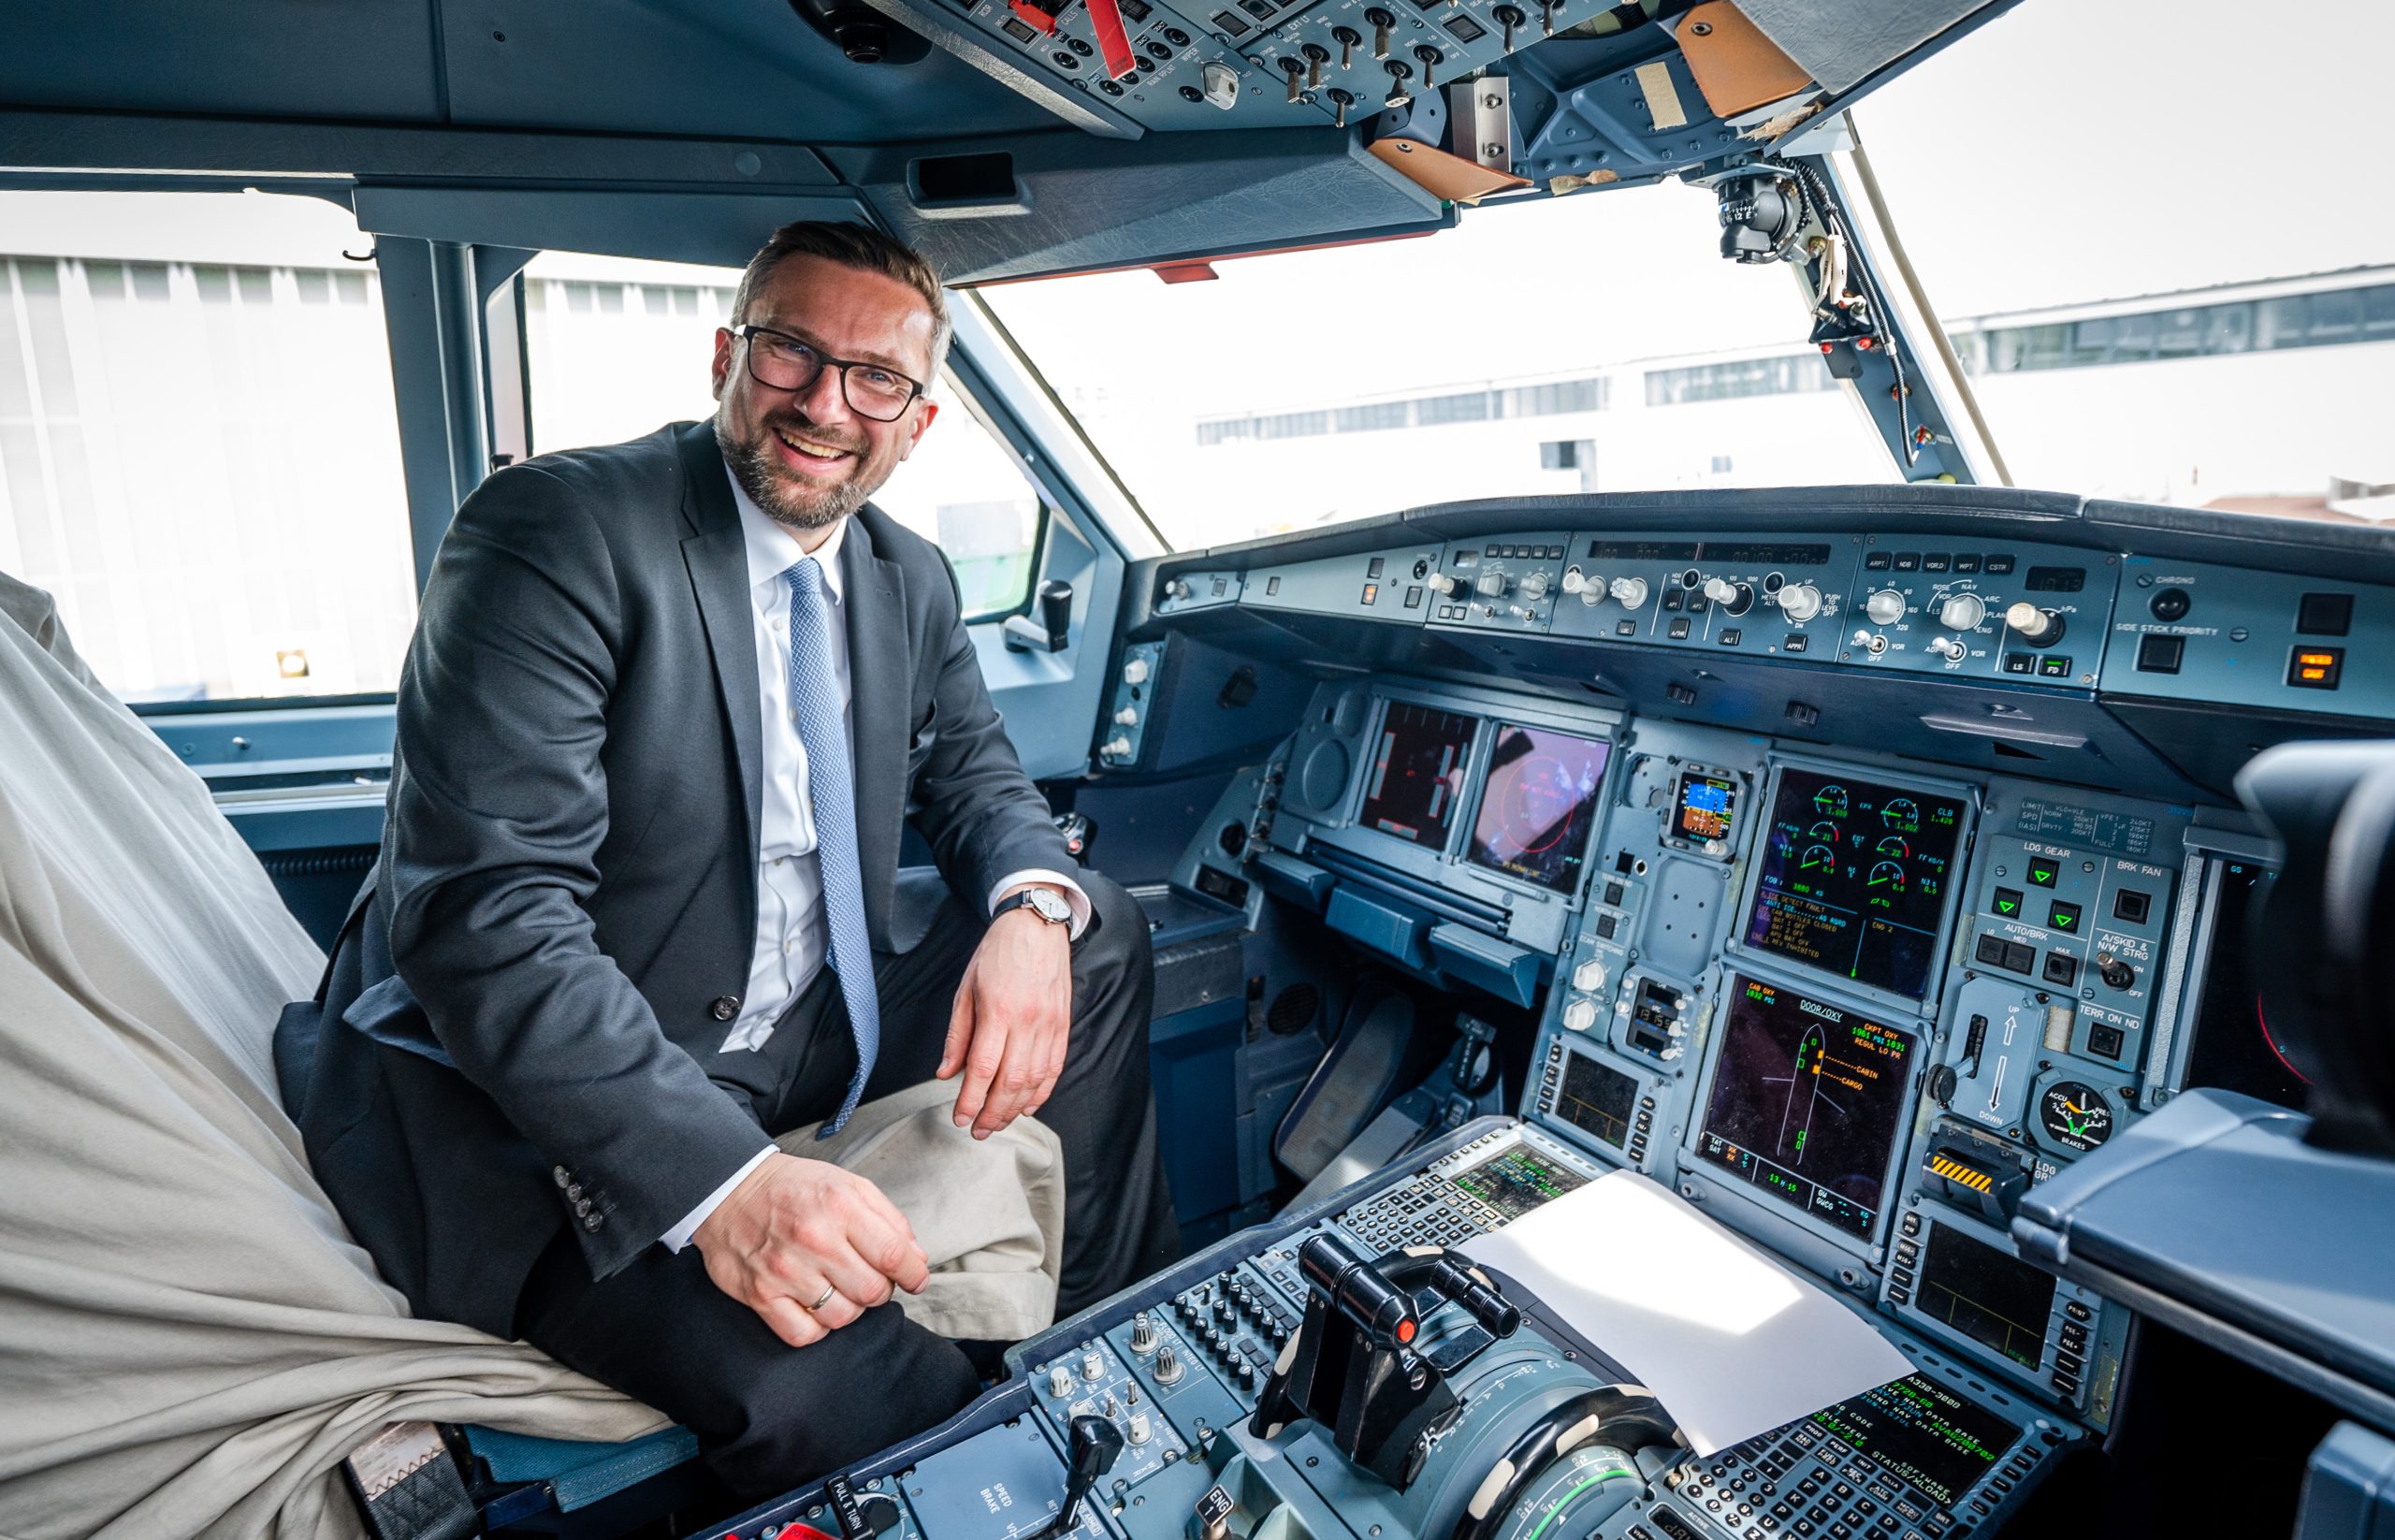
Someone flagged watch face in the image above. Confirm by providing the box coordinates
[1026,888,1072,923]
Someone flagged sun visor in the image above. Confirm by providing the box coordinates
[1731,0,1988,94]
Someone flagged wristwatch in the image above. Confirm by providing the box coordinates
[994,886,1075,928]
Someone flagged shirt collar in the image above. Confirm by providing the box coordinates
[726,455,848,604]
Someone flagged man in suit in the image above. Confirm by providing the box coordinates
[279,221,1180,1498]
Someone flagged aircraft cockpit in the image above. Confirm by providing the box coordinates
[4,2,2394,1538]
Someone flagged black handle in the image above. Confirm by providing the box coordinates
[1003,579,1074,652]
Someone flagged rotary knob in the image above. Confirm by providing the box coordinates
[1428,572,1460,596]
[1572,957,1607,992]
[1128,1312,1158,1354]
[1560,567,1590,595]
[1121,657,1150,685]
[1938,592,1987,631]
[1081,1349,1106,1381]
[1775,582,1823,623]
[1865,588,1908,627]
[1518,570,1551,601]
[1168,579,1194,602]
[1113,705,1139,726]
[1562,996,1599,1032]
[1475,570,1510,599]
[1608,575,1649,609]
[1102,736,1133,759]
[1154,1343,1183,1385]
[1127,1411,1154,1446]
[1702,576,1739,606]
[2006,602,2065,647]
[1578,573,1607,605]
[1049,1363,1075,1397]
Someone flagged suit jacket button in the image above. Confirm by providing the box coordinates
[573,1197,593,1216]
[582,1213,603,1232]
[567,1184,585,1201]
[711,995,740,1022]
[552,1166,570,1187]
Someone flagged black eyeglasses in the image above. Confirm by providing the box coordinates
[732,325,926,421]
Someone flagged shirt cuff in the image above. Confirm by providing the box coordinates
[989,869,1091,939]
[660,1145,777,1252]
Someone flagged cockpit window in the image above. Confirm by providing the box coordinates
[1855,0,2393,518]
[979,182,1898,551]
[0,190,414,703]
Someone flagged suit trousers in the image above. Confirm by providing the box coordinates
[512,871,1181,1501]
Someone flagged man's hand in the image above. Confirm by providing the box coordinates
[938,884,1074,1140]
[689,1153,930,1347]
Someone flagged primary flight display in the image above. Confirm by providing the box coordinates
[1358,703,1478,849]
[1742,767,1966,1000]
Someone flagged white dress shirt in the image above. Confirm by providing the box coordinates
[660,461,1089,1251]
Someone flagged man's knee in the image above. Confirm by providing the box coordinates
[1075,871,1153,1000]
[708,1304,980,1497]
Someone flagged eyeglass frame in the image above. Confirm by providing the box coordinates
[729,323,929,422]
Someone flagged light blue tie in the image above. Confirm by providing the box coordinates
[784,556,880,1135]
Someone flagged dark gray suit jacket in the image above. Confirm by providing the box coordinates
[278,420,1077,1337]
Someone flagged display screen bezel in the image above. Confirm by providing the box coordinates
[1725,755,1977,1014]
[1461,719,1613,895]
[1909,1217,2058,1374]
[1663,763,1744,856]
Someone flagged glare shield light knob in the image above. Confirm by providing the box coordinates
[1572,958,1607,992]
[1775,582,1823,623]
[1865,588,1908,626]
[1938,592,1988,632]
[1121,657,1151,686]
[1518,570,1551,601]
[1562,997,1599,1032]
[1560,567,1589,594]
[1475,570,1510,598]
[2006,601,2065,646]
[1608,575,1650,608]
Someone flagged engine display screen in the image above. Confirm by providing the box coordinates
[1696,976,1915,1238]
[1555,1053,1639,1150]
[1742,767,1966,1000]
[1915,1224,2055,1370]
[1810,1373,2021,1508]
[1358,702,1478,850]
[2185,860,2310,1109]
[1467,724,1610,893]
[1675,769,1738,846]
[1451,1144,1589,1223]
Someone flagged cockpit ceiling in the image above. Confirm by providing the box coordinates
[2,0,2007,283]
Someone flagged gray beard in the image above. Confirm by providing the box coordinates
[717,416,870,533]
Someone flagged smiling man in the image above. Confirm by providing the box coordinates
[281,221,1180,1497]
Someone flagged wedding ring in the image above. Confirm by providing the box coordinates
[803,1283,837,1314]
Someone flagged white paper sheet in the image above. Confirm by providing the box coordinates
[1459,1170,1913,1456]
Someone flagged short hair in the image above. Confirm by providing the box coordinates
[730,220,951,381]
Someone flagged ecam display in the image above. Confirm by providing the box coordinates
[1467,724,1609,893]
[1742,766,1965,1000]
[1359,702,1477,849]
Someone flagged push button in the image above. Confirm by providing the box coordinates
[1974,934,2009,967]
[1990,887,2025,920]
[2025,858,2060,887]
[2036,654,2075,678]
[2135,633,2184,674]
[2047,901,2083,933]
[2113,889,2152,923]
[2042,952,2079,987]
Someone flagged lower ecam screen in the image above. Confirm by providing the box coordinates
[1696,976,1914,1237]
[1743,767,1964,999]
[1468,725,1610,892]
[1359,703,1477,848]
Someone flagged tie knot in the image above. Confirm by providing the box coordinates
[783,556,825,599]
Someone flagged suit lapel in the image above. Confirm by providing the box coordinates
[842,517,907,949]
[675,427,764,907]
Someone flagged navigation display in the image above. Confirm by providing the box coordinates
[1358,702,1477,850]
[1916,1224,2055,1371]
[1810,1373,2020,1507]
[1452,1144,1589,1222]
[1695,976,1915,1238]
[1467,724,1609,893]
[1675,768,1738,846]
[1742,766,1966,1000]
[2186,860,2310,1109]
[1555,1053,1639,1150]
